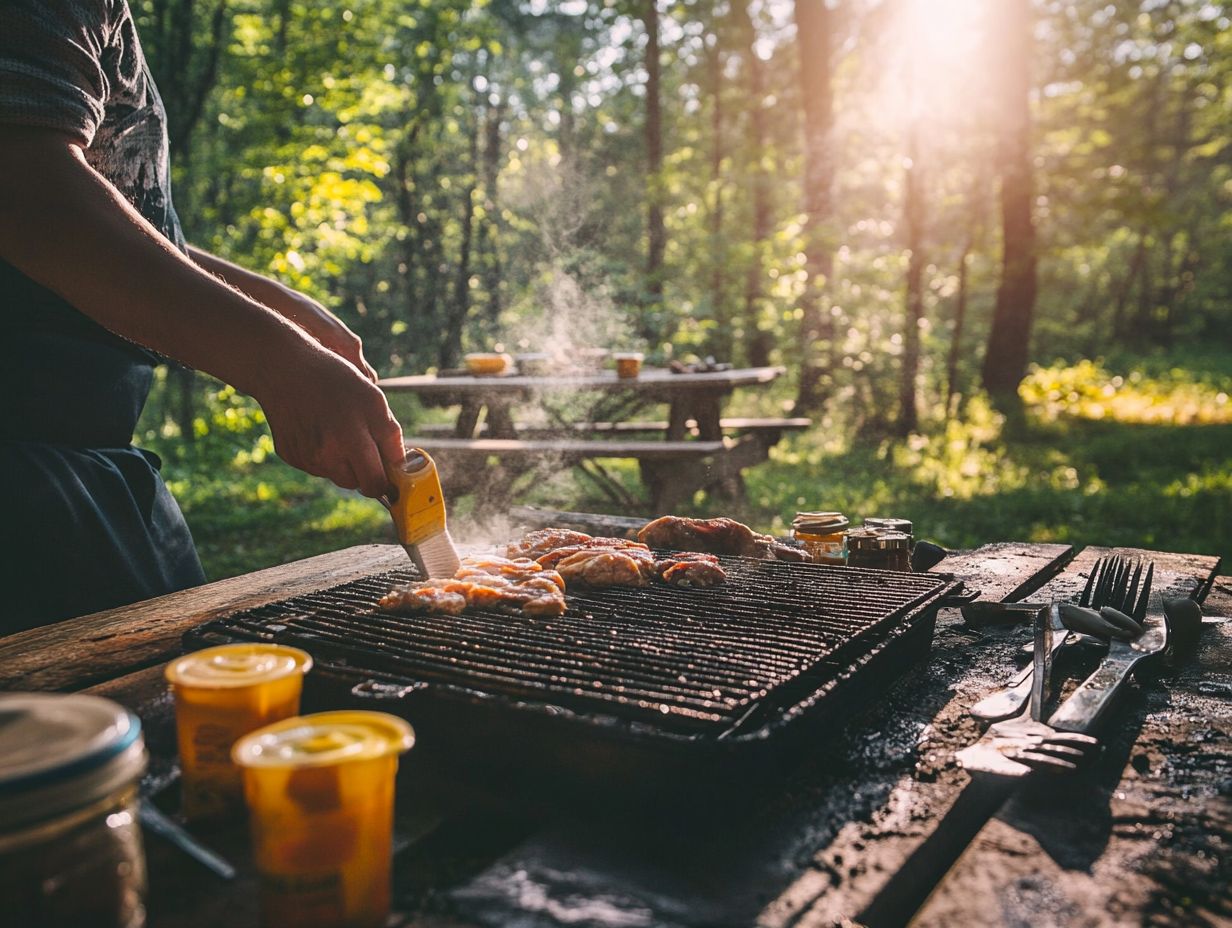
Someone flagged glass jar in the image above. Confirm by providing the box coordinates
[792,511,850,565]
[863,517,915,549]
[846,529,912,572]
[0,694,149,928]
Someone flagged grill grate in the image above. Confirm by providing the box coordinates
[189,557,950,736]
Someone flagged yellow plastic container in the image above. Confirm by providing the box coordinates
[233,711,415,928]
[165,644,312,821]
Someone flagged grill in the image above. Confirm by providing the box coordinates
[187,557,955,790]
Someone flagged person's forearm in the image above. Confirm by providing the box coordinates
[0,140,313,396]
[187,246,292,313]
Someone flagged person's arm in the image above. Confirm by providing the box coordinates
[186,246,379,381]
[0,128,402,497]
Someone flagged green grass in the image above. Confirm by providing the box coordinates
[140,358,1231,581]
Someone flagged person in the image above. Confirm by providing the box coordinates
[0,0,405,632]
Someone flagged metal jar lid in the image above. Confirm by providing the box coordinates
[863,517,913,536]
[792,511,849,534]
[0,694,147,831]
[847,530,912,551]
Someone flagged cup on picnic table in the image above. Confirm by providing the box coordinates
[232,711,414,928]
[165,644,312,821]
[613,351,644,379]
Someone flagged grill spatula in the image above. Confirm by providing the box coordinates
[382,447,461,579]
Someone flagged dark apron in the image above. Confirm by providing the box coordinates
[1,262,206,634]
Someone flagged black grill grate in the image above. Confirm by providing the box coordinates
[188,557,950,736]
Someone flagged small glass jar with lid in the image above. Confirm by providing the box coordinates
[792,511,850,565]
[863,517,914,549]
[846,529,913,572]
[0,693,149,928]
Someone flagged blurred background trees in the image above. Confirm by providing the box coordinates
[127,0,1232,576]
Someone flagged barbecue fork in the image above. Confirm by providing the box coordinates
[970,556,1153,723]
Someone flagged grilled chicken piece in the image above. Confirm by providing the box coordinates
[536,538,650,568]
[380,555,567,617]
[554,547,656,588]
[654,552,726,588]
[638,516,806,562]
[378,579,469,615]
[506,529,594,561]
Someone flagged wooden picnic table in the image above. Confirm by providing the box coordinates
[1,518,1226,928]
[378,366,809,509]
[379,366,786,441]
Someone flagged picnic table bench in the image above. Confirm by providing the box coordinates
[379,367,807,510]
[1,514,1226,928]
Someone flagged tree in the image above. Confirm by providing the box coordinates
[736,0,773,368]
[641,0,666,339]
[981,0,1038,399]
[793,0,836,413]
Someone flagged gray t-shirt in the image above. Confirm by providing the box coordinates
[0,0,182,362]
[0,0,184,249]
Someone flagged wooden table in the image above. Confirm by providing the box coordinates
[379,366,786,441]
[379,367,808,509]
[2,524,1227,928]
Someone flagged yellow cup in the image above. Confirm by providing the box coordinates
[232,711,415,928]
[165,644,312,821]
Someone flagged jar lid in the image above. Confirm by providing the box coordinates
[847,530,912,551]
[166,644,312,690]
[0,694,146,829]
[864,517,913,535]
[233,711,414,770]
[792,511,849,533]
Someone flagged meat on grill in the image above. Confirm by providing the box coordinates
[505,530,728,589]
[637,516,807,562]
[380,555,567,617]
[655,552,725,588]
[506,528,594,561]
[554,546,657,588]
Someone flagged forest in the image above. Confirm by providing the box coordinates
[129,0,1232,578]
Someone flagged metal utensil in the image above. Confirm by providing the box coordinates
[381,447,461,579]
[138,803,235,880]
[957,709,1100,779]
[1049,594,1169,734]
[970,556,1152,723]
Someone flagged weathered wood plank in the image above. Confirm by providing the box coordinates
[778,546,1221,928]
[933,542,1072,603]
[507,506,647,538]
[0,545,407,693]
[914,616,1232,928]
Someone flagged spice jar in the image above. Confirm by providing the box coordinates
[792,511,850,565]
[0,693,149,928]
[863,517,914,549]
[846,529,912,572]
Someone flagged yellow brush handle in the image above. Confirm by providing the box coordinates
[385,448,448,546]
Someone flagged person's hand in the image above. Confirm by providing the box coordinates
[254,342,404,498]
[273,288,380,381]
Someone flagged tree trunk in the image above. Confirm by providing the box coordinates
[898,121,924,436]
[481,91,507,323]
[945,242,971,420]
[705,27,731,361]
[793,0,835,413]
[172,366,196,445]
[980,0,1037,400]
[736,0,773,368]
[641,0,666,339]
[440,115,480,370]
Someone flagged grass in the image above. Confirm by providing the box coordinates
[139,357,1232,581]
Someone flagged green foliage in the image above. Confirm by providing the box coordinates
[125,1,1230,576]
